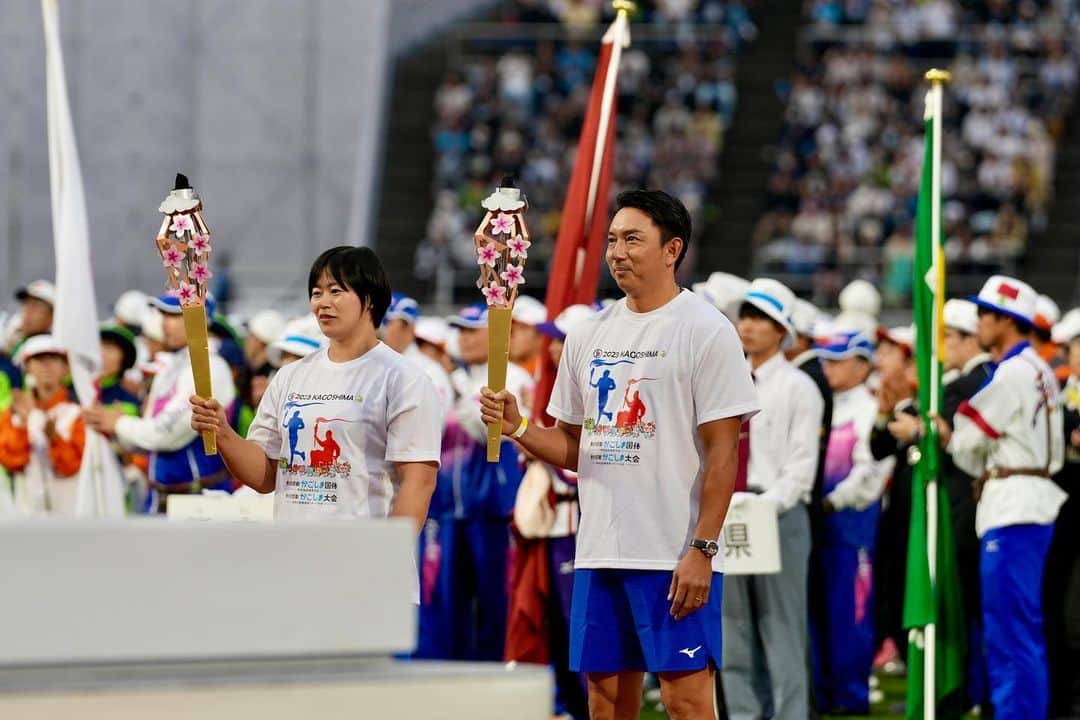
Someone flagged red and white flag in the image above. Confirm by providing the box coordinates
[534,11,631,420]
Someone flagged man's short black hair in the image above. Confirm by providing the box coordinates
[614,189,692,270]
[308,246,392,328]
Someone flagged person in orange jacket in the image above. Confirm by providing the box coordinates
[0,335,84,515]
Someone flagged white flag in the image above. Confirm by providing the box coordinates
[42,0,125,517]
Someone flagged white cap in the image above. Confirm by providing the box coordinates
[943,298,979,336]
[839,279,882,319]
[876,325,915,353]
[537,304,596,340]
[114,290,150,328]
[15,280,56,307]
[512,295,547,327]
[14,334,67,368]
[790,298,820,338]
[267,317,326,367]
[741,278,797,348]
[1034,294,1061,332]
[1051,308,1080,345]
[693,272,750,318]
[970,275,1037,327]
[141,309,165,343]
[247,310,286,345]
[415,317,450,348]
[833,310,879,339]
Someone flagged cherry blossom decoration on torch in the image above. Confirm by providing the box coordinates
[474,176,531,462]
[154,173,218,455]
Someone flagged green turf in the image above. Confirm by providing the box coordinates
[638,673,979,719]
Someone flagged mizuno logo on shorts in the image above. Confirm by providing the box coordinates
[679,645,702,659]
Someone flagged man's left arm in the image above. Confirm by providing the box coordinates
[668,416,740,621]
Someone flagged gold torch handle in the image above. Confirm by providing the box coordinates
[486,307,513,462]
[182,305,218,455]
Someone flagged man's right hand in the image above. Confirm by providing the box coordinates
[479,388,522,437]
[190,395,231,438]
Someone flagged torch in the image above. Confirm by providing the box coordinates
[154,173,217,455]
[474,176,531,462]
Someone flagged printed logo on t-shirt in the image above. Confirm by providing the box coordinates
[279,393,362,506]
[582,349,664,465]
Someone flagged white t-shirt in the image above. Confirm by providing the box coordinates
[548,291,759,572]
[247,343,442,521]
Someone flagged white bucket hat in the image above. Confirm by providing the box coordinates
[741,278,797,348]
[970,275,1037,327]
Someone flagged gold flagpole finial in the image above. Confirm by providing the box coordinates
[613,0,637,15]
[925,68,952,84]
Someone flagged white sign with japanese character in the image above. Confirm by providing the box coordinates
[720,496,781,575]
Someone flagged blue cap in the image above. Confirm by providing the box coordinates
[815,330,874,361]
[384,292,420,325]
[449,303,488,329]
[149,292,216,318]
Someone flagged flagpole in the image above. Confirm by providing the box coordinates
[923,67,950,720]
[577,0,632,283]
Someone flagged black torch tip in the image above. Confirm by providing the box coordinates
[173,173,191,190]
[499,174,517,189]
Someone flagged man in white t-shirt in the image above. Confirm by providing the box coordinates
[381,292,453,424]
[482,190,758,719]
[191,247,442,566]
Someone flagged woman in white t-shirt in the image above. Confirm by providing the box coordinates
[190,246,442,534]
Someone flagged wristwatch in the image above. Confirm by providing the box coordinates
[689,539,720,558]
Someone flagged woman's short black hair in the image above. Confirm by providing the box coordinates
[614,189,692,269]
[308,246,392,328]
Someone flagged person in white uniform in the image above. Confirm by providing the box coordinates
[721,278,823,720]
[935,275,1067,720]
[190,247,442,548]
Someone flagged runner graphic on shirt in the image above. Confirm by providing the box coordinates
[277,399,359,505]
[284,410,307,464]
[590,369,617,422]
[589,358,634,423]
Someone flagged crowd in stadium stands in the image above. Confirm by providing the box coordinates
[753,0,1079,306]
[415,0,757,294]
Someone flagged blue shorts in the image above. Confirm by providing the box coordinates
[569,568,723,673]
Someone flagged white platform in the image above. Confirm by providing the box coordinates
[0,519,417,665]
[0,658,553,720]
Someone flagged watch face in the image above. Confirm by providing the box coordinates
[694,539,719,557]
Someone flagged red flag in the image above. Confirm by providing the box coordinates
[534,12,629,422]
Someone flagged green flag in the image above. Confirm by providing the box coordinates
[904,83,967,719]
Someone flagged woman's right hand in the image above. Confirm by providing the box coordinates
[190,395,230,437]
